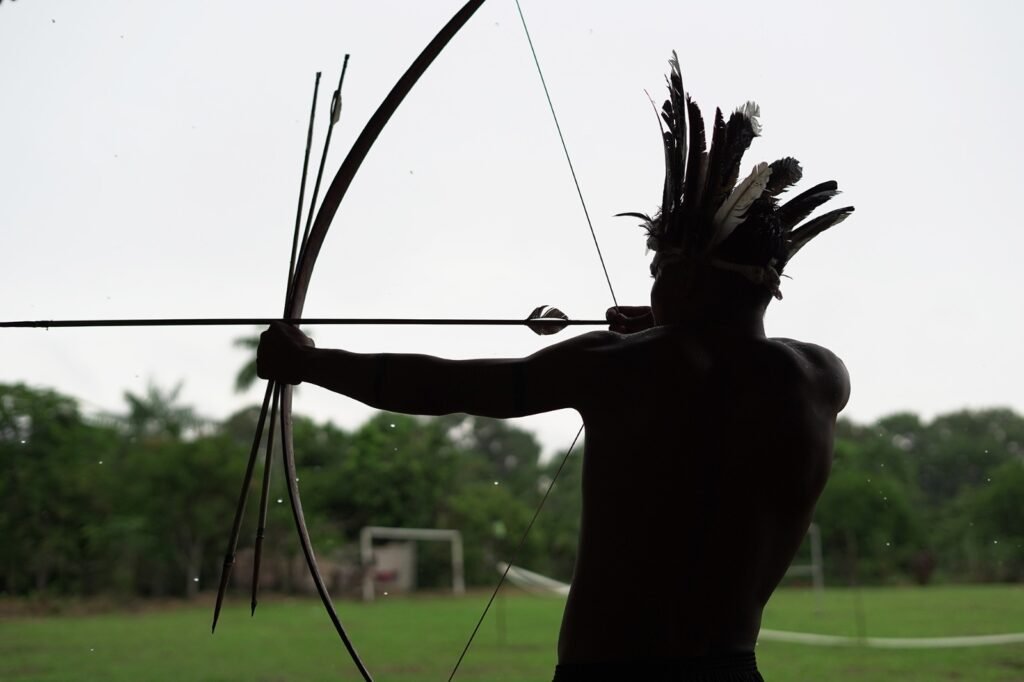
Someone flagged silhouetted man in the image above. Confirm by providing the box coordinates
[258,55,853,682]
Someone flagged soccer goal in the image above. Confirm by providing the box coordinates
[359,526,465,601]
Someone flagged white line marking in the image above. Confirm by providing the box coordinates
[759,629,1024,648]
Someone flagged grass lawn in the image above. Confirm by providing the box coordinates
[1,585,1023,681]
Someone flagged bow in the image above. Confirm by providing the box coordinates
[211,2,617,679]
[212,3,489,680]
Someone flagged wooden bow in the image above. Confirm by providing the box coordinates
[212,3,489,680]
[212,2,619,680]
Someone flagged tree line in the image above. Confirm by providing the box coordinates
[0,381,1021,600]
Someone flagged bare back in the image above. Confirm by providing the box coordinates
[278,312,847,664]
[558,326,845,663]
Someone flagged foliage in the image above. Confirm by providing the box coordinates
[818,408,1024,585]
[813,468,921,583]
[2,381,1023,600]
[0,384,122,595]
[946,459,1024,582]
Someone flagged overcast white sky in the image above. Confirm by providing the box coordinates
[1,1,1022,457]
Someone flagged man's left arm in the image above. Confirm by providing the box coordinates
[257,323,614,419]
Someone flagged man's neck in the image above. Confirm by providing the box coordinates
[655,306,767,339]
[650,264,770,339]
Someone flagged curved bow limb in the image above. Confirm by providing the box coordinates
[279,383,373,679]
[275,1,489,679]
[287,0,488,317]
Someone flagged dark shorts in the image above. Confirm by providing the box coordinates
[552,651,764,681]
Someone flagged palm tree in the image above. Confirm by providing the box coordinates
[119,381,203,440]
[233,333,260,393]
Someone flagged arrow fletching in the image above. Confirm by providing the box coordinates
[330,54,349,125]
[525,305,569,335]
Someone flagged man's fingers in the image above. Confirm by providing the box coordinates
[271,320,315,348]
[606,305,655,334]
[607,305,651,316]
[256,323,310,385]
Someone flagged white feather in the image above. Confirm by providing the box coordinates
[710,161,772,248]
[738,101,762,135]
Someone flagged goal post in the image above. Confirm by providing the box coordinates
[359,526,465,601]
[784,522,825,614]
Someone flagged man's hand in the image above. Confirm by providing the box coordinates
[257,322,316,385]
[606,306,654,334]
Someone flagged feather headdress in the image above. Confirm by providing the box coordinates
[618,53,854,299]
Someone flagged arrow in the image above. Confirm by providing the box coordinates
[0,315,606,330]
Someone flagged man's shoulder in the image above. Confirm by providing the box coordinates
[544,331,849,415]
[765,337,851,414]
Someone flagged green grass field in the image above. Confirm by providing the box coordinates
[2,585,1023,681]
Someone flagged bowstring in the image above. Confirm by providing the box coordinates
[513,0,619,310]
[447,426,583,681]
[448,2,620,678]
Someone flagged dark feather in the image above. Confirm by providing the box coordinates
[682,95,707,216]
[660,53,689,243]
[784,206,855,264]
[615,211,660,251]
[659,94,681,223]
[657,133,673,225]
[709,107,759,214]
[615,211,654,222]
[662,126,682,219]
[666,53,688,201]
[644,91,671,226]
[765,157,803,196]
[699,107,729,232]
[718,196,784,266]
[776,180,839,231]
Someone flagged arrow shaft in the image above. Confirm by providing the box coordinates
[1,317,608,329]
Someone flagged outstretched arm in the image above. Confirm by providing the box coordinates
[257,322,614,419]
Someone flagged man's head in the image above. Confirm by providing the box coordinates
[649,259,771,327]
[620,53,854,319]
